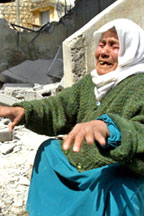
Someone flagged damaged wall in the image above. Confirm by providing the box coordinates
[0,0,69,29]
[0,18,69,75]
[0,0,116,79]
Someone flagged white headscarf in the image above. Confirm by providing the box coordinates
[91,18,144,101]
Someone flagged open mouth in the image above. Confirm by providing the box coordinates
[99,61,112,66]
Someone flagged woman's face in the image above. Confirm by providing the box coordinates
[95,30,119,75]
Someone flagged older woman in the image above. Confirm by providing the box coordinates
[1,18,144,215]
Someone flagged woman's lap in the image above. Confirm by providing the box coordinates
[26,139,144,216]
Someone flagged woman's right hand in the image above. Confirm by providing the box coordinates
[0,106,25,132]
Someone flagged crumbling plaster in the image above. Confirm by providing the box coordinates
[62,0,144,87]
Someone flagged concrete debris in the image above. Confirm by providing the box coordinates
[0,92,21,106]
[0,78,64,216]
[0,123,50,216]
[0,59,63,85]
[0,127,12,142]
[0,79,64,105]
[0,143,15,154]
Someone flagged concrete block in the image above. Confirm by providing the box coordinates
[3,86,34,100]
[0,144,15,155]
[37,82,64,97]
[0,127,13,142]
[2,83,34,89]
[24,90,42,101]
[0,92,22,106]
[0,59,61,85]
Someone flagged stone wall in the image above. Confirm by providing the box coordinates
[0,0,62,29]
[0,0,34,29]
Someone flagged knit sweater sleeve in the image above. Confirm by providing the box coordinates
[13,76,86,136]
[106,112,144,176]
[97,75,144,175]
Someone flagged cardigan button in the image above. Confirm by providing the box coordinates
[64,150,69,155]
[96,101,101,106]
[76,162,82,170]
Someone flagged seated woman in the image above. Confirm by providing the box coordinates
[0,18,144,215]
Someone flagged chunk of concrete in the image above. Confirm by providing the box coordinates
[2,83,34,89]
[0,144,15,155]
[0,127,13,142]
[0,92,21,106]
[0,59,63,85]
[2,85,34,100]
[24,90,42,101]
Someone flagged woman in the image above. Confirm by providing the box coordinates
[1,18,144,215]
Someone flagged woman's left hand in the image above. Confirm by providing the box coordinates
[62,120,110,152]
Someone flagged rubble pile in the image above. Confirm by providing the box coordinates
[0,81,63,216]
[0,81,64,106]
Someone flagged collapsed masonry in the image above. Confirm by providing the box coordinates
[0,75,64,136]
[0,53,64,216]
[0,79,64,216]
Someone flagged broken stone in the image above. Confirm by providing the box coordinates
[19,176,30,186]
[33,83,43,91]
[0,59,63,85]
[0,127,13,142]
[24,90,42,101]
[0,143,15,155]
[2,84,34,100]
[0,92,22,106]
[13,146,22,153]
[0,75,61,216]
[2,83,34,89]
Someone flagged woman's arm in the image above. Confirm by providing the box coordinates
[13,75,88,136]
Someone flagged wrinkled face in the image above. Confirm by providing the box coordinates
[95,29,119,75]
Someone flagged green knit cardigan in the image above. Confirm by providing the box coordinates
[14,73,144,176]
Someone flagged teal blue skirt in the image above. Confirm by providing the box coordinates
[26,139,144,216]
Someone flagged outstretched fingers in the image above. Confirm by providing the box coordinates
[62,120,109,152]
[94,129,107,147]
[63,123,85,152]
[9,119,19,132]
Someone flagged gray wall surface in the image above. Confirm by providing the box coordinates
[0,0,117,76]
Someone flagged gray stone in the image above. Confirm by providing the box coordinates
[0,144,15,155]
[0,59,63,85]
[2,83,34,89]
[0,127,13,142]
[0,92,21,105]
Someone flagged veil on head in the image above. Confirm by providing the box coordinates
[93,18,144,69]
[91,19,144,101]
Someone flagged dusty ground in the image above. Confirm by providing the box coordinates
[0,119,49,216]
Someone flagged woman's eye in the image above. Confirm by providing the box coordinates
[113,46,119,49]
[98,43,104,48]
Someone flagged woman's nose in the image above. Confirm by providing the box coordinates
[101,45,110,57]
